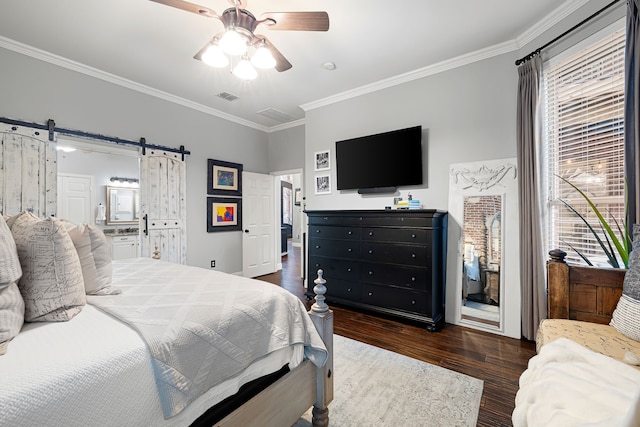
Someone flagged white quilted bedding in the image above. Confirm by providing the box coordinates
[513,338,640,427]
[0,260,318,427]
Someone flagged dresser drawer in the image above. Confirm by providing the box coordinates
[309,237,360,259]
[361,263,428,290]
[361,215,434,228]
[308,215,363,226]
[326,279,362,301]
[309,257,361,282]
[309,225,360,240]
[362,242,428,266]
[361,227,428,244]
[362,284,428,314]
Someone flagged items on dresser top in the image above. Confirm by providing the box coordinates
[306,209,447,331]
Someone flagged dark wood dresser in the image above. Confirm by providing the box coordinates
[305,209,448,331]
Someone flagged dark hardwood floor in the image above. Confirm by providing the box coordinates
[257,240,536,427]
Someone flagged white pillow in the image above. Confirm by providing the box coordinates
[611,224,640,341]
[11,212,86,322]
[0,214,24,354]
[65,223,120,295]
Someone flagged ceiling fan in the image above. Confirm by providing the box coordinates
[150,0,329,79]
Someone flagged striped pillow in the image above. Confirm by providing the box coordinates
[0,214,24,354]
[611,224,640,341]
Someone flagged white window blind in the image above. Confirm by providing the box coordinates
[544,27,625,267]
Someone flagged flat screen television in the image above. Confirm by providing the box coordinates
[335,125,423,193]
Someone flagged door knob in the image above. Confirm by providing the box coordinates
[244,229,249,233]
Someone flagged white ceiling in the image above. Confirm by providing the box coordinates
[0,0,577,131]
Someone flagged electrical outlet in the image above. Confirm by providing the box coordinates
[211,260,215,268]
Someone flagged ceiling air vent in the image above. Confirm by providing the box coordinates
[257,108,295,124]
[216,91,239,101]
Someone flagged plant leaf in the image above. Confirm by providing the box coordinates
[558,176,627,268]
[558,198,619,268]
[561,239,593,266]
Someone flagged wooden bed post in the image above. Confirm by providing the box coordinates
[547,249,570,319]
[308,270,334,427]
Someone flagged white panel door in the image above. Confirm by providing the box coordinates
[57,173,94,224]
[242,171,275,278]
[139,149,186,264]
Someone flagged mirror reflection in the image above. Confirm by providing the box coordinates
[106,186,139,225]
[461,195,501,327]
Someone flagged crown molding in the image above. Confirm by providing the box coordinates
[301,39,518,112]
[515,0,590,48]
[0,35,270,132]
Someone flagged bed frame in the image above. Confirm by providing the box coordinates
[547,249,626,324]
[215,270,334,427]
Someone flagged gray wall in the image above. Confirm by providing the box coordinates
[303,52,518,212]
[268,125,305,172]
[0,47,268,273]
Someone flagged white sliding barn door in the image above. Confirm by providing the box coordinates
[0,123,56,217]
[242,172,276,277]
[139,149,187,264]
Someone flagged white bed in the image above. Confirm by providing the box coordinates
[0,257,332,427]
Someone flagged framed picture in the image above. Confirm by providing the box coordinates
[207,159,243,196]
[315,174,331,195]
[207,197,242,232]
[294,188,302,206]
[314,150,330,171]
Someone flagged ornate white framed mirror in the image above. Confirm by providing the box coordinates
[446,158,521,338]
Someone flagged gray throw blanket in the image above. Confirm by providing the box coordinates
[88,258,327,418]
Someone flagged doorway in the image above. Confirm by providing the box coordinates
[273,169,303,278]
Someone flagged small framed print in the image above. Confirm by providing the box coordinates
[315,174,331,195]
[207,197,242,232]
[314,150,330,171]
[207,159,243,196]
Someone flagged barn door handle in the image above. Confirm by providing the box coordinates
[143,214,148,236]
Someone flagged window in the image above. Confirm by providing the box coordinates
[544,26,626,266]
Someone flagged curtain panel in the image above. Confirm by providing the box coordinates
[516,56,547,340]
[626,0,640,229]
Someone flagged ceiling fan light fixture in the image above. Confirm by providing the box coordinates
[251,45,276,69]
[233,56,257,80]
[201,43,229,68]
[219,29,248,56]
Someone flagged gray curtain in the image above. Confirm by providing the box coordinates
[626,0,640,229]
[516,56,546,340]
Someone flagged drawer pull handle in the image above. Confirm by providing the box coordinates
[315,245,321,249]
[368,271,373,275]
[347,248,352,252]
[412,300,416,305]
[348,231,352,235]
[368,292,373,296]
[411,277,416,281]
[411,254,416,258]
[368,250,373,254]
[369,232,373,236]
[347,288,352,292]
[316,229,321,233]
[315,264,320,267]
[347,268,352,272]
[411,234,416,238]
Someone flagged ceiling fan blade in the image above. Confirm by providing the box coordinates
[149,0,218,19]
[255,35,292,72]
[260,12,329,31]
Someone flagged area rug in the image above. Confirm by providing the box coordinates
[292,335,483,427]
